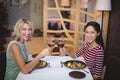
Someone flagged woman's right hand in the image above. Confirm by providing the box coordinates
[40,48,50,57]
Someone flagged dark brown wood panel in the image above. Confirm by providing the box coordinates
[104,0,120,80]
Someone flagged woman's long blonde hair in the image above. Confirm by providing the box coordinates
[12,18,34,41]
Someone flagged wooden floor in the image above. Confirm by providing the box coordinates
[26,37,46,55]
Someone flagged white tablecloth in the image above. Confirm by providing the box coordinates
[16,56,93,80]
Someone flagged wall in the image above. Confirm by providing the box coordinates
[7,0,30,30]
[30,0,43,30]
[7,0,43,30]
[104,0,120,79]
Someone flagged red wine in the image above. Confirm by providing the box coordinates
[48,43,55,47]
[57,43,64,48]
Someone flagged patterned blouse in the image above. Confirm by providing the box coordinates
[75,42,104,77]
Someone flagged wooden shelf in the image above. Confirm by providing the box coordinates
[43,0,110,51]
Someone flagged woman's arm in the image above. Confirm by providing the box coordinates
[94,50,104,79]
[10,43,49,74]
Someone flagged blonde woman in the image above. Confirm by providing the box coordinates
[5,18,50,80]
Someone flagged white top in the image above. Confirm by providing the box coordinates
[16,56,94,80]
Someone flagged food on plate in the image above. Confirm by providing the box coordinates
[64,60,86,69]
[35,60,47,68]
[38,61,47,67]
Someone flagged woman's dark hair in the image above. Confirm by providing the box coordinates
[84,21,104,49]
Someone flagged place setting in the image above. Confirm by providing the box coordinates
[60,59,88,79]
[69,71,86,79]
[17,55,94,80]
[63,60,86,69]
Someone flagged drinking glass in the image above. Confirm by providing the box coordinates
[47,37,56,55]
[57,37,65,56]
[47,37,55,47]
[57,38,64,48]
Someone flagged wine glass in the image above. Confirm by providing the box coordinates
[57,38,65,56]
[47,37,56,55]
[47,37,55,47]
[57,38,64,48]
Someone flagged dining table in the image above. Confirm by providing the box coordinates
[16,55,94,80]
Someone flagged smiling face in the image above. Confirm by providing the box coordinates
[85,26,99,43]
[19,23,32,42]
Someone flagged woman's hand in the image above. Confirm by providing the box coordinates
[40,48,50,57]
[59,47,66,56]
[93,74,101,80]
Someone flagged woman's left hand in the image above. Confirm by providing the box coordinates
[93,74,101,80]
